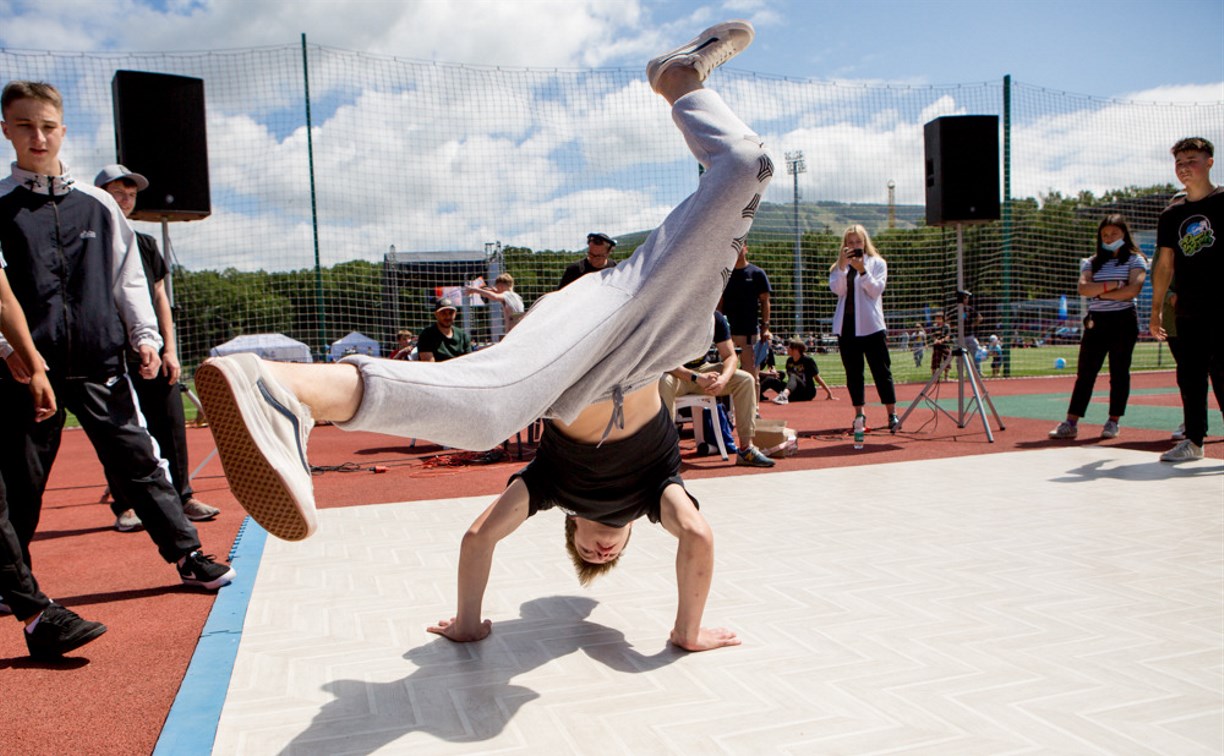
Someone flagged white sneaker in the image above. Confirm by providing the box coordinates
[194,354,318,541]
[1171,423,1186,441]
[1100,420,1119,439]
[771,394,789,405]
[1048,421,1077,439]
[1160,439,1204,463]
[646,20,755,93]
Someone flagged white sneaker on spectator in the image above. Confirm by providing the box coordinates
[195,354,317,541]
[1160,439,1204,462]
[1048,421,1077,439]
[646,20,754,93]
[182,498,220,521]
[114,509,143,532]
[771,394,789,405]
[1171,423,1186,441]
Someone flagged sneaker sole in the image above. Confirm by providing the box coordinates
[195,362,316,541]
[182,566,237,591]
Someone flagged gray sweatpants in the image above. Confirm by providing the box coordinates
[339,89,773,450]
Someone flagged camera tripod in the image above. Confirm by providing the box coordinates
[895,224,1005,442]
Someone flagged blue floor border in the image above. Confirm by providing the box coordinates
[154,517,268,756]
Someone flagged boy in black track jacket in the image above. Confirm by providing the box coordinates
[0,80,235,593]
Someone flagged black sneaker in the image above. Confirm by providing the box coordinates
[178,551,237,590]
[24,604,107,660]
[888,414,901,434]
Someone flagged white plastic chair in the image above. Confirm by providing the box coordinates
[674,394,729,460]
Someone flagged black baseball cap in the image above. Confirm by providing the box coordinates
[587,232,617,247]
[434,297,457,312]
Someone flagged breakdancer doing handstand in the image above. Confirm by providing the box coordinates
[197,20,771,652]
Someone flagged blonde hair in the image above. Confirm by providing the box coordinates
[2,81,63,119]
[564,516,628,586]
[829,224,882,271]
[494,272,514,287]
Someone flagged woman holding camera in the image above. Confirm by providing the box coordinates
[830,224,899,433]
[1048,214,1148,440]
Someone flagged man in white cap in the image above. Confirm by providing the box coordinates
[95,164,221,529]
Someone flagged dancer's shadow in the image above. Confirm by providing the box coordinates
[281,595,683,755]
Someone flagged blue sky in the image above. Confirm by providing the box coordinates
[2,0,1219,101]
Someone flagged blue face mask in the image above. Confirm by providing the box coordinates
[1102,238,1125,252]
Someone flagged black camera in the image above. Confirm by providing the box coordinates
[850,248,864,258]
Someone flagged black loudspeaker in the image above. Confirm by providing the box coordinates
[111,70,210,222]
[924,115,999,226]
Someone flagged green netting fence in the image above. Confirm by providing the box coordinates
[3,41,1221,380]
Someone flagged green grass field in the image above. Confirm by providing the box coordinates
[806,341,1177,387]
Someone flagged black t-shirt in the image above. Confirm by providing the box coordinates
[416,323,471,361]
[683,311,731,370]
[558,257,617,289]
[720,263,772,336]
[513,405,696,526]
[785,355,820,401]
[1157,187,1223,321]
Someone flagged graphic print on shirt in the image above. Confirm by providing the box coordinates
[1178,215,1215,257]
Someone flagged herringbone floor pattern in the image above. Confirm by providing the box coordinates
[213,448,1223,755]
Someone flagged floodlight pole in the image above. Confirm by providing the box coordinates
[785,151,806,335]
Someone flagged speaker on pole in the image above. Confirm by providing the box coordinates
[924,115,999,226]
[111,70,211,222]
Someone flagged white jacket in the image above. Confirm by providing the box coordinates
[829,254,888,338]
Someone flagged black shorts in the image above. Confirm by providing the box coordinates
[510,405,697,527]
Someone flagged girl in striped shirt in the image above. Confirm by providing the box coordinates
[1049,214,1149,440]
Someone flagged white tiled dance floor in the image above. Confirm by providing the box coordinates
[213,448,1223,755]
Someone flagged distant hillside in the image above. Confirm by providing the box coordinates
[615,201,925,247]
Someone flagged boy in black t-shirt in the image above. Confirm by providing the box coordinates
[761,339,835,403]
[1150,137,1222,462]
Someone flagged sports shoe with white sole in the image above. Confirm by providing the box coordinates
[1100,419,1119,439]
[182,498,221,522]
[1160,439,1204,462]
[178,550,237,590]
[646,20,754,93]
[114,509,143,532]
[1048,421,1077,439]
[1171,423,1186,441]
[195,354,318,541]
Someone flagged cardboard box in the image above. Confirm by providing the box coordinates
[754,419,797,457]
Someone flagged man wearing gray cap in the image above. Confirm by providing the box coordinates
[557,232,618,289]
[95,164,221,529]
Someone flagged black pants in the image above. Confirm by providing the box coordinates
[0,373,200,566]
[0,472,51,621]
[1067,308,1139,419]
[1174,315,1224,446]
[760,374,814,401]
[838,330,897,408]
[109,366,194,515]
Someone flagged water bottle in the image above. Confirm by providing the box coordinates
[853,413,865,450]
